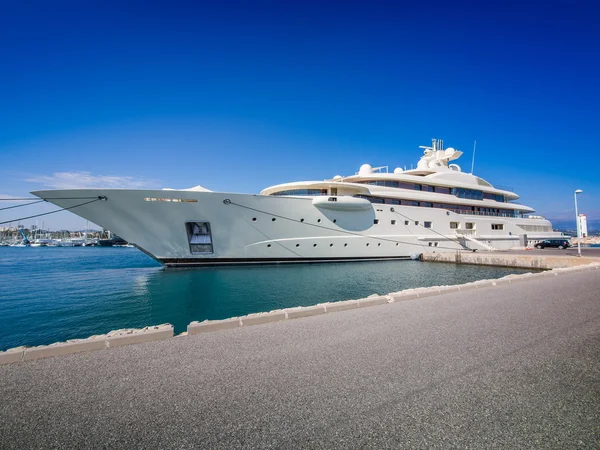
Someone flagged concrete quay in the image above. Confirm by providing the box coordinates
[1,268,599,448]
[422,247,600,269]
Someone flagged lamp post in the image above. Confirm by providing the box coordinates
[574,189,583,257]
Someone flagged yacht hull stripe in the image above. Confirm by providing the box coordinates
[160,255,412,267]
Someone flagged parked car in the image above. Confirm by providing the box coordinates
[535,239,571,249]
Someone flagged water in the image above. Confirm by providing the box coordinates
[0,246,535,351]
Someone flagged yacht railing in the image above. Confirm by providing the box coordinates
[449,209,521,218]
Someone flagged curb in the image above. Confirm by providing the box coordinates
[1,325,173,365]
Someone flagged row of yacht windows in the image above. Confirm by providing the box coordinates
[356,181,506,202]
[354,195,520,217]
[273,189,328,196]
[271,185,506,203]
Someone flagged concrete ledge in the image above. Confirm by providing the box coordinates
[188,318,241,334]
[241,311,287,326]
[286,305,326,319]
[438,286,461,293]
[414,287,442,298]
[0,347,25,365]
[106,325,173,348]
[357,295,389,308]
[390,291,420,302]
[322,300,359,312]
[24,338,106,361]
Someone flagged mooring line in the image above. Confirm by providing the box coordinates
[0,200,46,211]
[0,197,106,225]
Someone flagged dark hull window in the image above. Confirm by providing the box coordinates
[186,222,213,254]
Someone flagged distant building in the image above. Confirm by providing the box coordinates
[578,214,588,238]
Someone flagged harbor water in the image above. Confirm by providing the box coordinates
[0,246,538,351]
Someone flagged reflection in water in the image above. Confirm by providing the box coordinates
[0,246,534,350]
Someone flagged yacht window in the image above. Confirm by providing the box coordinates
[450,222,459,229]
[373,219,379,224]
[465,222,475,230]
[436,187,451,195]
[405,220,409,225]
[415,221,419,226]
[424,221,432,228]
[483,192,505,202]
[186,222,213,254]
[423,202,433,208]
[391,220,396,225]
[414,184,422,191]
[411,201,420,207]
[331,188,338,196]
[452,188,483,201]
[492,223,504,230]
[272,189,328,196]
[425,185,435,192]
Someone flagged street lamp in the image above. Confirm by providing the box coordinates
[574,189,583,257]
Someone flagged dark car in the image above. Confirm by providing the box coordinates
[535,239,571,249]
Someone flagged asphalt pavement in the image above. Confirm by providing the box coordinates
[1,270,599,449]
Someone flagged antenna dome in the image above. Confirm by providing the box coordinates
[359,164,373,175]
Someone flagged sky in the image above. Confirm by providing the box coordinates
[1,0,599,230]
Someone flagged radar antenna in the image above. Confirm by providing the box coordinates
[471,140,476,174]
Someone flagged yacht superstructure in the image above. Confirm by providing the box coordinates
[33,140,564,266]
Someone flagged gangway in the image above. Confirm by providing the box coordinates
[455,232,496,251]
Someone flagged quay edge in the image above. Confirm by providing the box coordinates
[420,250,600,269]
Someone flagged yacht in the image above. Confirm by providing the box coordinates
[32,140,564,266]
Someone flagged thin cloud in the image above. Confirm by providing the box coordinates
[25,172,158,190]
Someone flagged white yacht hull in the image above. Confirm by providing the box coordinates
[33,189,562,267]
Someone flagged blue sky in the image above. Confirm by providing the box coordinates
[1,0,598,229]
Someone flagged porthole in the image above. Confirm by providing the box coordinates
[313,243,317,247]
[434,242,438,247]
[391,220,396,225]
[272,218,276,222]
[396,243,398,246]
[344,243,348,247]
[300,218,304,222]
[333,219,337,224]
[374,219,379,224]
[296,244,300,247]
[267,244,272,248]
[377,243,381,247]
[330,243,333,247]
[252,218,257,222]
[317,219,321,223]
[415,221,419,226]
[366,243,370,247]
[405,221,409,225]
[428,242,432,246]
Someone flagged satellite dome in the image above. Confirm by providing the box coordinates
[393,167,403,173]
[358,164,373,175]
[333,175,343,181]
[449,164,461,172]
